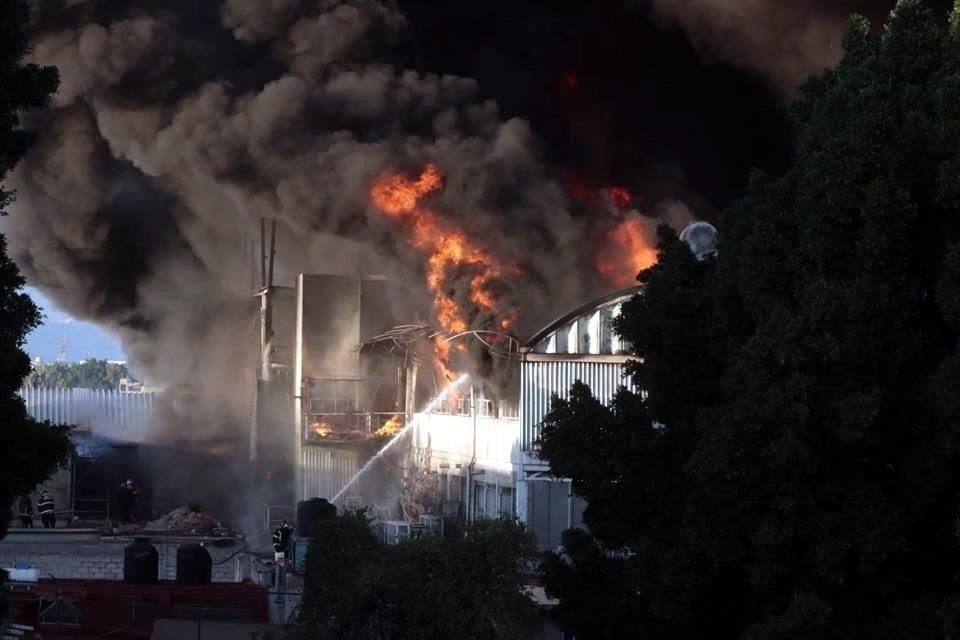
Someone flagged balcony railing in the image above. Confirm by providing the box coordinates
[304,412,403,443]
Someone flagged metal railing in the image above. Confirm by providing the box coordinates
[72,498,110,522]
[304,411,402,441]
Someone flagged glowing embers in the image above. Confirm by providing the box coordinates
[370,164,517,380]
[567,173,632,212]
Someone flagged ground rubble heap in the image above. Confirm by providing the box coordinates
[144,506,225,534]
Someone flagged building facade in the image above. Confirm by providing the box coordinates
[516,287,640,548]
[271,271,643,549]
[400,287,641,549]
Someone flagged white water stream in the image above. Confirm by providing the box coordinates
[331,373,469,504]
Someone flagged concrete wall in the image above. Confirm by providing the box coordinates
[0,541,252,583]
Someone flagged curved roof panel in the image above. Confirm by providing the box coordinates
[524,286,642,355]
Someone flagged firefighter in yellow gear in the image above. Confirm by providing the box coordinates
[38,491,56,528]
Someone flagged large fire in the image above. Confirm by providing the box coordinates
[370,164,515,378]
[374,415,403,438]
[597,215,658,288]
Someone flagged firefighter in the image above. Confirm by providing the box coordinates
[38,490,56,528]
[118,479,139,523]
[272,520,293,555]
[117,480,131,523]
[128,480,141,522]
[18,495,33,528]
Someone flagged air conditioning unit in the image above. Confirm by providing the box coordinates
[383,521,411,545]
[419,515,444,537]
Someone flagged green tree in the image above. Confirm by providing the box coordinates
[26,359,132,390]
[295,513,540,640]
[0,0,73,622]
[539,2,960,638]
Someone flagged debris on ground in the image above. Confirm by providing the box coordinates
[144,506,223,534]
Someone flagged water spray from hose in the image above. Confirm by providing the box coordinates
[331,373,469,504]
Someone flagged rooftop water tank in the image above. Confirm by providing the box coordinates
[123,537,158,585]
[296,498,337,537]
[176,543,212,585]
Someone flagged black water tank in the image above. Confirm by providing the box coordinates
[296,498,337,537]
[123,537,158,585]
[176,544,212,585]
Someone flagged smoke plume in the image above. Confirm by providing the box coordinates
[7,1,928,451]
[5,0,618,448]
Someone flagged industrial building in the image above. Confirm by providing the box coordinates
[252,264,642,549]
[380,287,641,549]
[311,223,715,548]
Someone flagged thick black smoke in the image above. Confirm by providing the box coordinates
[4,0,945,451]
[9,0,601,437]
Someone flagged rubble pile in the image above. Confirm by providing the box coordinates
[145,507,223,534]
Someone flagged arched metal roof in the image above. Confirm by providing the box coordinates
[524,285,642,354]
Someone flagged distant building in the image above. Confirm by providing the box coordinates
[118,377,144,393]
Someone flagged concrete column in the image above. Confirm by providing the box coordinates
[515,479,528,525]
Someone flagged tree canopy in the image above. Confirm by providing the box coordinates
[0,0,73,623]
[26,359,132,390]
[539,1,960,638]
[294,512,540,640]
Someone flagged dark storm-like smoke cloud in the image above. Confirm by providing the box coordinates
[6,0,605,443]
[4,0,909,450]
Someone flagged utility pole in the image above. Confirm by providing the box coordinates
[251,219,278,467]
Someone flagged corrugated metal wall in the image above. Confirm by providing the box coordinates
[18,387,155,438]
[520,360,635,451]
[300,445,359,500]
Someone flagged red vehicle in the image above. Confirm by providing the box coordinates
[7,578,269,639]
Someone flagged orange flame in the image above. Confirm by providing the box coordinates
[374,415,403,438]
[597,215,658,288]
[311,420,333,438]
[370,164,515,378]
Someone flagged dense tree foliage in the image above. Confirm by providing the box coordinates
[294,512,540,640]
[0,0,72,623]
[539,2,960,638]
[26,359,132,390]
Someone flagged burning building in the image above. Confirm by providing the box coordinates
[340,287,641,548]
[251,272,409,511]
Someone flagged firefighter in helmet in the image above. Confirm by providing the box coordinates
[38,490,56,528]
[272,520,293,555]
